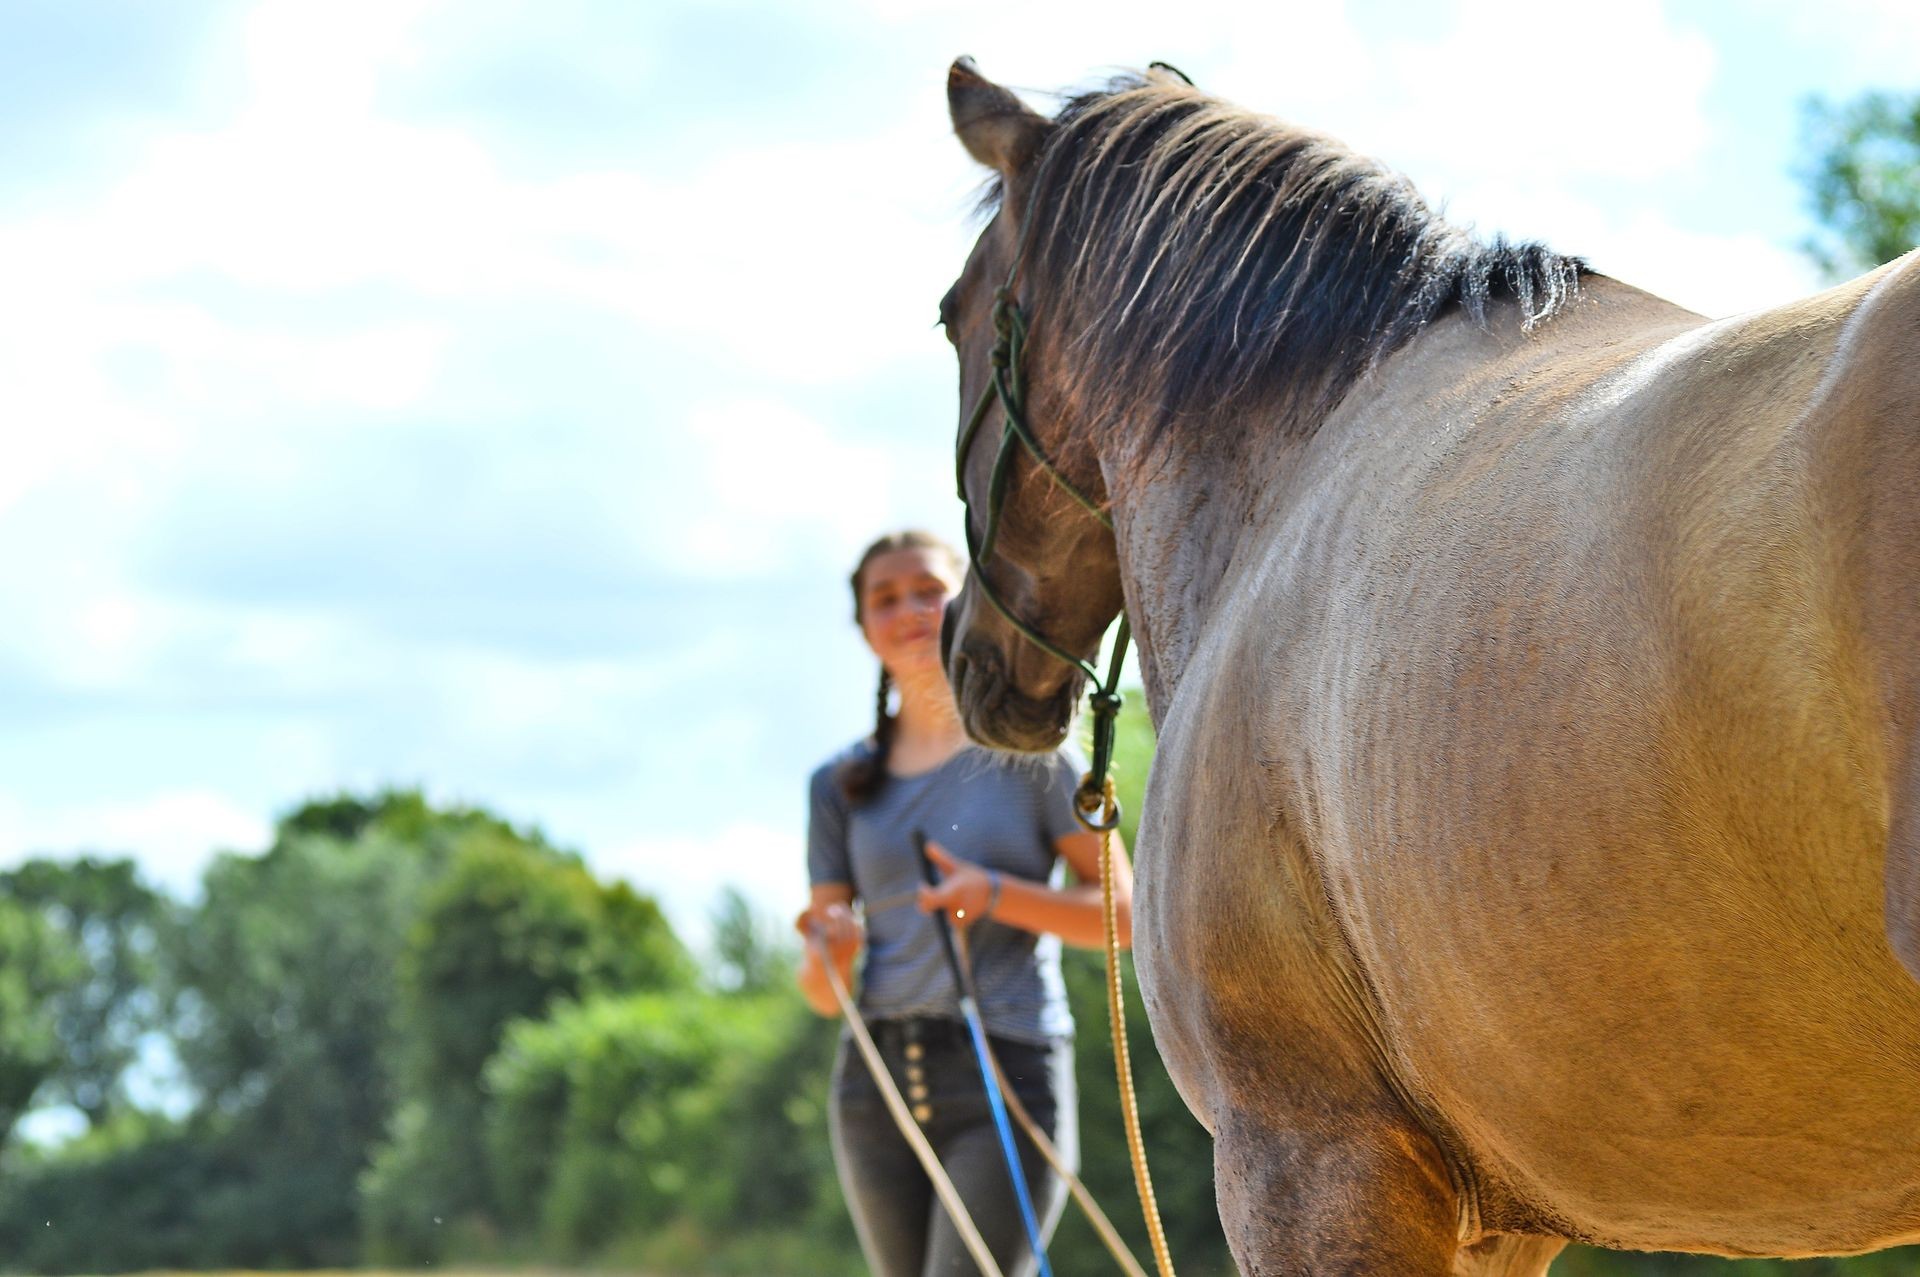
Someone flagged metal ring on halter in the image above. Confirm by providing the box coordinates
[1075,781,1123,833]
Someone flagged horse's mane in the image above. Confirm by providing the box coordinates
[994,73,1588,442]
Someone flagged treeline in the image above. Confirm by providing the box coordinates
[0,710,1914,1275]
[0,795,853,1274]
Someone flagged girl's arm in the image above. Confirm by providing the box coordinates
[795,882,862,1016]
[917,833,1132,950]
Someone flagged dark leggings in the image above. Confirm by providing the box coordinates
[830,1018,1077,1277]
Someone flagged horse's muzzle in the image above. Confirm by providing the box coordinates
[948,637,1080,753]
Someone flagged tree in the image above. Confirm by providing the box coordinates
[361,833,693,1259]
[709,885,794,994]
[153,790,555,1265]
[482,989,851,1270]
[1798,90,1920,279]
[0,897,82,1149]
[0,857,171,1128]
[396,834,693,1097]
[162,829,448,1263]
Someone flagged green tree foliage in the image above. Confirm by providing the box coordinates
[398,833,691,1090]
[0,856,171,1128]
[1798,90,1920,278]
[156,794,487,1264]
[0,1120,251,1274]
[0,789,662,1272]
[483,989,850,1268]
[0,1107,339,1274]
[710,884,796,994]
[0,897,82,1149]
[167,791,531,1119]
[361,831,694,1259]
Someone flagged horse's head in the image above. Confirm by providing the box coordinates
[940,58,1127,753]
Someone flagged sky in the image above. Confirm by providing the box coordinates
[1,0,1915,951]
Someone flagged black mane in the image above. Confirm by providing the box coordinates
[997,72,1587,440]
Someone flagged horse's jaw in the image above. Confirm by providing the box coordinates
[947,637,1081,754]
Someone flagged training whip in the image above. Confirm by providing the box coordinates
[916,828,1054,1277]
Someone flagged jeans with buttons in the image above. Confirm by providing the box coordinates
[829,1017,1077,1277]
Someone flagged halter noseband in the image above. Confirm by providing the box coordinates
[954,250,1131,831]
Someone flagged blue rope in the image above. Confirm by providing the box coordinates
[915,831,1054,1277]
[958,992,1053,1277]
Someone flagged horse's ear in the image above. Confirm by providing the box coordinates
[948,57,1047,177]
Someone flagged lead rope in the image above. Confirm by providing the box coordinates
[1090,775,1177,1277]
[1069,626,1176,1277]
[810,930,1006,1277]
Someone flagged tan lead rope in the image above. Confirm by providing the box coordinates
[1091,777,1178,1277]
[811,930,1006,1277]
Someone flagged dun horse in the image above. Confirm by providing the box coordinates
[938,60,1920,1275]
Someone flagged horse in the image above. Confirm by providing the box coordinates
[936,59,1920,1275]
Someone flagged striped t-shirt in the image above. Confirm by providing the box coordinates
[807,742,1086,1044]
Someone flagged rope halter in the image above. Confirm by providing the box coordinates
[953,266,1129,831]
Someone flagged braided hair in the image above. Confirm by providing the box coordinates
[836,530,964,804]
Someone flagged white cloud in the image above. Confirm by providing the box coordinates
[595,819,805,948]
[1576,216,1823,319]
[0,789,272,898]
[423,642,753,763]
[661,397,904,577]
[1362,0,1715,183]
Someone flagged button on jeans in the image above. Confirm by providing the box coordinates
[830,1017,1077,1276]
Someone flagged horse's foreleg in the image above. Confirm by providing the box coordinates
[1212,1106,1462,1275]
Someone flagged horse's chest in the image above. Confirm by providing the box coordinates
[1131,666,1382,1114]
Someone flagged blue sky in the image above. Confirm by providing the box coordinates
[1,0,1914,949]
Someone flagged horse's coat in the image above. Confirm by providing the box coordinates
[939,61,1920,1275]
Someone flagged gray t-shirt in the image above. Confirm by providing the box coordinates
[807,742,1087,1044]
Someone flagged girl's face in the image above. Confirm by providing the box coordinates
[858,547,960,678]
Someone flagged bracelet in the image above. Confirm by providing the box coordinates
[983,870,1003,920]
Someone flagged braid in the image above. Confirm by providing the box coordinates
[838,667,896,803]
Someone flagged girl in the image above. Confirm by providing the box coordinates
[797,529,1133,1277]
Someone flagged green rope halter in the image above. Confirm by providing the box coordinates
[954,213,1131,832]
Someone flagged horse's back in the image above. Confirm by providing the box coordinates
[1194,262,1920,1255]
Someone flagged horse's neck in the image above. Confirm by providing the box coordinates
[1109,416,1308,718]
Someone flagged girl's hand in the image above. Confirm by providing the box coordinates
[915,842,997,928]
[796,902,863,964]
